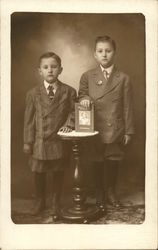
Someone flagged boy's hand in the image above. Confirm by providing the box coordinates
[23,143,32,154]
[59,126,72,133]
[123,135,132,145]
[80,99,90,109]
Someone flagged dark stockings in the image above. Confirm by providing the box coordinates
[52,171,64,201]
[94,160,119,207]
[31,172,46,215]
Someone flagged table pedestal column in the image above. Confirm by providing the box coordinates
[60,139,101,223]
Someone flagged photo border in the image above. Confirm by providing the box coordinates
[1,0,157,249]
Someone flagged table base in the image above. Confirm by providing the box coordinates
[59,204,102,223]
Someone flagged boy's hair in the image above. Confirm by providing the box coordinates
[95,36,116,51]
[39,52,61,67]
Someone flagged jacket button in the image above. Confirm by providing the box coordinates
[107,123,112,127]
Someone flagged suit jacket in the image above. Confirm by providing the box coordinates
[78,66,135,144]
[24,80,77,160]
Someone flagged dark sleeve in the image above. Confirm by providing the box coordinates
[63,88,77,128]
[123,75,135,135]
[78,72,92,102]
[23,92,36,144]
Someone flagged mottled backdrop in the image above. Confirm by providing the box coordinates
[11,13,145,199]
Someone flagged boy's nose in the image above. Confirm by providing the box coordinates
[102,51,107,57]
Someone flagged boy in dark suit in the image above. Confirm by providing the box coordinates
[78,36,134,211]
[23,52,77,216]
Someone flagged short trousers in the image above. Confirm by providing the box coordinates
[29,157,64,173]
[80,136,125,162]
[104,142,124,161]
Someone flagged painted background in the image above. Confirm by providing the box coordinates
[11,13,145,198]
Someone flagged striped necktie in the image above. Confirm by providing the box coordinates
[47,85,54,99]
[103,70,109,80]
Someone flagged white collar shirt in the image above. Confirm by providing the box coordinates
[100,64,114,78]
[44,80,58,94]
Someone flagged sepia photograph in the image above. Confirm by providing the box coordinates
[1,0,157,249]
[11,12,145,225]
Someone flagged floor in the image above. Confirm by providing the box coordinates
[11,187,145,224]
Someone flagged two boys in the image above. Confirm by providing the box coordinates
[24,35,134,216]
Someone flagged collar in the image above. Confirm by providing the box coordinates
[44,80,58,90]
[100,64,114,75]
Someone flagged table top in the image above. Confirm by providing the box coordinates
[57,130,98,139]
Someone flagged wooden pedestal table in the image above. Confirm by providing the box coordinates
[57,130,101,223]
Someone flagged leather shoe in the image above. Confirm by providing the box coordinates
[51,194,60,218]
[107,188,121,208]
[96,198,107,213]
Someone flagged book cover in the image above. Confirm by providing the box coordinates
[75,103,94,132]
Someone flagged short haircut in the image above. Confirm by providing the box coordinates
[39,52,61,67]
[95,36,116,51]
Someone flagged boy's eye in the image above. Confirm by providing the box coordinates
[106,49,112,53]
[42,65,58,69]
[97,49,112,53]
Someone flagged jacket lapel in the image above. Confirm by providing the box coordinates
[92,67,107,98]
[92,66,121,100]
[39,81,67,117]
[39,83,51,106]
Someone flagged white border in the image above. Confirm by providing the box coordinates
[1,0,158,249]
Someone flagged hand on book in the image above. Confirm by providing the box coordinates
[80,99,91,109]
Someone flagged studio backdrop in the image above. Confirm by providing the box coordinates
[11,13,145,199]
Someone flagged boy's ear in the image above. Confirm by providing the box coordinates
[38,68,42,76]
[94,51,97,60]
[59,66,63,74]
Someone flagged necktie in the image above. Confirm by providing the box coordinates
[103,70,109,80]
[47,85,54,99]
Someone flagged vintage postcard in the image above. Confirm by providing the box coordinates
[0,0,157,249]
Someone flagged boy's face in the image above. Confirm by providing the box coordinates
[94,41,115,68]
[39,57,62,83]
